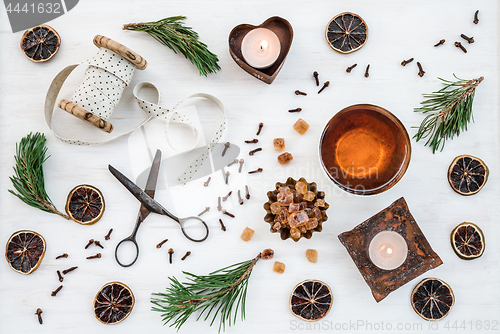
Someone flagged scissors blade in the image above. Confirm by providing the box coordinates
[108,154,166,217]
[138,149,162,221]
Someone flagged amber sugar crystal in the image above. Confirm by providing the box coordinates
[306,249,318,263]
[278,152,293,165]
[241,227,255,241]
[273,261,286,274]
[274,138,285,151]
[293,118,310,135]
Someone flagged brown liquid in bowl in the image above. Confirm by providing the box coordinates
[320,105,410,195]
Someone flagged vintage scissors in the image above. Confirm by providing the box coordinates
[109,149,209,267]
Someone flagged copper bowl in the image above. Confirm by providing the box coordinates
[319,104,411,195]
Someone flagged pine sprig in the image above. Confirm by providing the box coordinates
[123,16,220,76]
[9,132,70,219]
[413,75,484,153]
[151,253,261,332]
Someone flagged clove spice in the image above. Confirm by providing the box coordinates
[181,251,191,261]
[461,34,474,44]
[86,253,101,259]
[51,285,63,297]
[55,253,68,259]
[222,209,235,218]
[455,41,467,53]
[222,191,232,202]
[248,168,263,174]
[84,239,94,249]
[245,139,258,143]
[62,266,77,275]
[238,159,244,173]
[225,171,230,184]
[434,39,445,47]
[245,185,250,200]
[227,159,238,167]
[203,176,211,187]
[313,71,319,86]
[35,308,43,324]
[238,190,244,205]
[94,241,104,249]
[346,64,357,72]
[156,238,168,248]
[198,207,210,216]
[417,62,425,77]
[401,58,414,66]
[288,108,302,113]
[104,228,113,240]
[219,219,226,231]
[168,248,174,264]
[249,148,262,156]
[217,197,222,211]
[318,81,330,94]
[295,90,307,96]
[57,270,63,282]
[473,10,479,24]
[222,142,230,156]
[364,64,370,78]
[256,122,263,135]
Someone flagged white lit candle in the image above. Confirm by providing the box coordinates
[368,231,408,270]
[241,28,281,69]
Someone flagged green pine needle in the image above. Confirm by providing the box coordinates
[123,16,220,77]
[151,253,261,332]
[9,132,69,219]
[413,75,484,153]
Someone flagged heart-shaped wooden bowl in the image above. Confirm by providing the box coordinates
[229,17,293,84]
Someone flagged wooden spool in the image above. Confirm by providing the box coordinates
[58,35,147,133]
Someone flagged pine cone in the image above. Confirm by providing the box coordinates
[264,177,329,242]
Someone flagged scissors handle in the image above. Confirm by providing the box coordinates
[114,236,139,267]
[178,216,210,242]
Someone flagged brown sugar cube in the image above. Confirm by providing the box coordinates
[277,152,293,165]
[306,249,318,263]
[262,248,274,260]
[273,138,285,151]
[240,227,255,242]
[293,118,309,135]
[273,261,286,274]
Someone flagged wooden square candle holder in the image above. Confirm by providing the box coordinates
[229,16,293,84]
[338,197,443,302]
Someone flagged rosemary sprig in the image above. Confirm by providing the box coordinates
[151,252,261,332]
[413,75,484,153]
[9,132,70,219]
[123,16,220,76]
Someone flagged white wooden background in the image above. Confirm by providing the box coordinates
[1,1,499,333]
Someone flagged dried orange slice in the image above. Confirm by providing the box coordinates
[20,25,60,62]
[451,222,485,260]
[290,280,333,321]
[5,230,46,275]
[326,13,368,54]
[94,282,135,325]
[411,278,454,321]
[65,185,105,225]
[448,155,488,196]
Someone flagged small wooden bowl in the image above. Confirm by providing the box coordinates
[229,17,293,84]
[319,104,411,195]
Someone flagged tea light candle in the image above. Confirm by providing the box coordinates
[241,28,281,69]
[368,231,408,270]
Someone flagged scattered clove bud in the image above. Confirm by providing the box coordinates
[434,39,445,47]
[245,139,258,143]
[203,176,212,187]
[86,253,101,259]
[57,270,63,282]
[249,148,262,156]
[222,209,235,218]
[318,81,330,94]
[55,253,68,259]
[313,71,319,86]
[417,62,425,77]
[238,159,244,173]
[104,228,113,240]
[156,238,168,249]
[364,64,370,78]
[227,159,238,167]
[346,64,357,72]
[248,168,263,174]
[401,58,414,66]
[62,266,77,275]
[35,308,43,325]
[238,190,244,205]
[51,285,63,297]
[461,34,474,44]
[84,239,94,249]
[198,207,210,216]
[168,248,174,264]
[256,122,264,135]
[245,185,250,200]
[455,41,467,53]
[288,108,302,113]
[222,191,232,202]
[473,10,479,24]
[217,197,222,211]
[219,219,226,231]
[222,142,230,156]
[181,251,191,261]
[295,90,307,96]
[94,241,104,249]
[225,171,230,184]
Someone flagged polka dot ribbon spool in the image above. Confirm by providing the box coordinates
[44,35,227,182]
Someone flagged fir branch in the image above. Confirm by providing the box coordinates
[123,16,220,77]
[413,75,483,153]
[8,132,70,219]
[151,253,261,332]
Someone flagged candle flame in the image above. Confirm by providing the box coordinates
[260,40,269,50]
